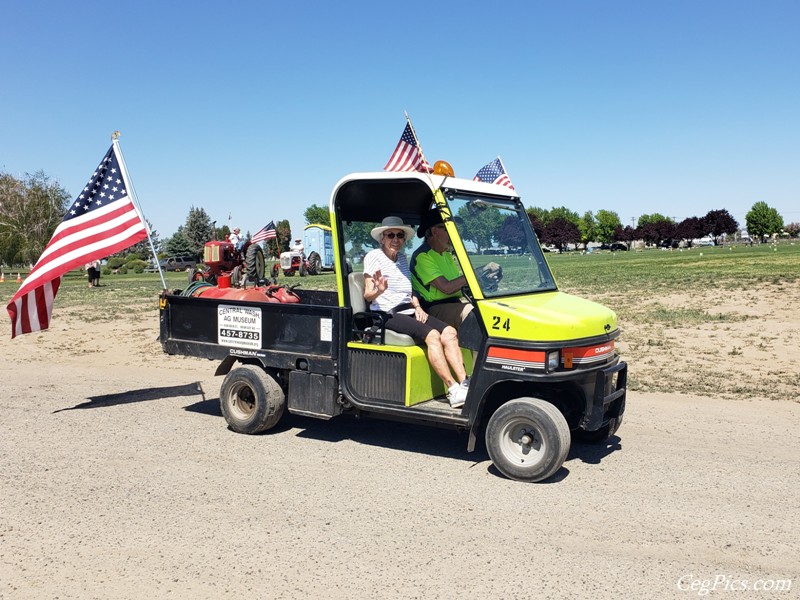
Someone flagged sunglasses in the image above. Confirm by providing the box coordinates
[383,232,405,239]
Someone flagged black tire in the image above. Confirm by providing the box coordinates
[245,244,266,282]
[485,398,571,482]
[299,261,307,277]
[307,252,322,275]
[231,265,243,287]
[219,365,285,434]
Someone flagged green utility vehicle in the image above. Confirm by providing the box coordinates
[159,168,626,482]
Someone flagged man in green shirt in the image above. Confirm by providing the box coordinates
[410,209,474,328]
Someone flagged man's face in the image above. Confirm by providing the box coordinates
[430,223,452,250]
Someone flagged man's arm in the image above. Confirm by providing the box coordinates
[415,252,466,295]
[428,274,467,295]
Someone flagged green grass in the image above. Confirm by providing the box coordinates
[2,242,798,314]
[547,241,800,296]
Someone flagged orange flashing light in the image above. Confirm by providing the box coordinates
[432,160,455,177]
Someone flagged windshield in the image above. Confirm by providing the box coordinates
[444,191,557,297]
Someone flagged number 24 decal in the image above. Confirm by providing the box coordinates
[491,316,511,331]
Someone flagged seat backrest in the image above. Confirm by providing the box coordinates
[348,271,415,347]
[348,272,367,314]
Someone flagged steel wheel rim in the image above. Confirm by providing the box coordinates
[498,417,545,466]
[228,381,256,420]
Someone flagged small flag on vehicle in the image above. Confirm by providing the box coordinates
[473,157,515,190]
[383,122,431,173]
[251,221,277,244]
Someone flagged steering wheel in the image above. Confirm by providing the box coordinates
[478,262,503,292]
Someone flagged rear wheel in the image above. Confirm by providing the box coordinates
[485,398,570,482]
[220,365,285,434]
[307,252,322,275]
[245,244,265,282]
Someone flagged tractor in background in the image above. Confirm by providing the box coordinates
[279,224,334,276]
[190,239,266,287]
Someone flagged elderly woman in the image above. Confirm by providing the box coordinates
[363,216,469,408]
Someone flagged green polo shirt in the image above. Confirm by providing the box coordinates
[410,242,463,305]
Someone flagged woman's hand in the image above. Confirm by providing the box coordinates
[373,270,388,295]
[364,270,389,302]
[414,306,428,323]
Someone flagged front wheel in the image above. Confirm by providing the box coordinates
[485,398,570,482]
[220,365,285,434]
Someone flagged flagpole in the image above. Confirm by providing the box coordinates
[403,111,436,188]
[111,131,167,290]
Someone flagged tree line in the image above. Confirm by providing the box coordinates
[1,169,795,268]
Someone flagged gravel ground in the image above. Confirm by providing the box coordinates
[1,311,798,599]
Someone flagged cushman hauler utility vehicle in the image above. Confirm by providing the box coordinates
[159,166,627,482]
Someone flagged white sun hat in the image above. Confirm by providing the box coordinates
[370,216,416,242]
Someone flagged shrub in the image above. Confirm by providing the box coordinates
[107,257,126,270]
[126,259,147,274]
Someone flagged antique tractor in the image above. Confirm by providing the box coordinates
[190,239,266,287]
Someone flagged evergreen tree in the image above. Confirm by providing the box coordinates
[185,206,213,257]
[164,227,194,256]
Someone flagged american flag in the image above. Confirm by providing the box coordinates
[383,122,431,173]
[6,144,147,338]
[473,158,515,190]
[251,220,277,244]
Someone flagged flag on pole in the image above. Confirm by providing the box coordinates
[6,144,147,338]
[251,221,277,244]
[383,122,431,173]
[473,158,515,190]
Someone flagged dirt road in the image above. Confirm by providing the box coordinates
[1,312,798,599]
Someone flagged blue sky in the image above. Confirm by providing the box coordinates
[2,0,798,242]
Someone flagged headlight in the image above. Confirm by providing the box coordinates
[547,350,560,371]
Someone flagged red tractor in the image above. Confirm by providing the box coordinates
[189,239,266,287]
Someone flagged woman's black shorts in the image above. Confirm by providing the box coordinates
[384,312,450,342]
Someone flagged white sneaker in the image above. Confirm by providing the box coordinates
[447,383,467,408]
[461,376,471,389]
